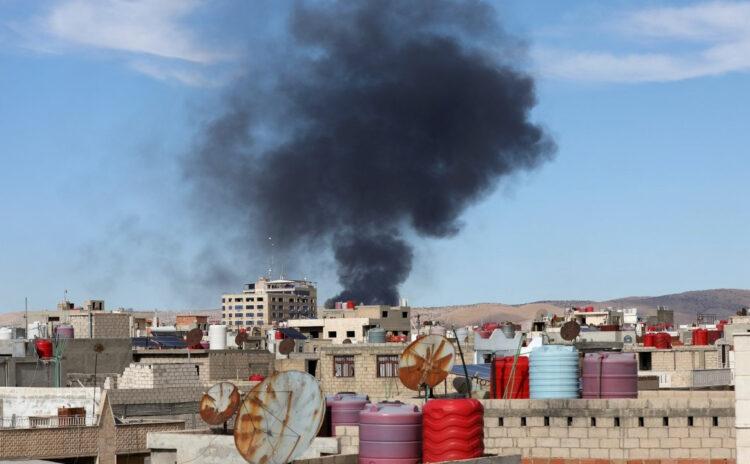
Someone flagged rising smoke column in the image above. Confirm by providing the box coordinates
[188,0,556,307]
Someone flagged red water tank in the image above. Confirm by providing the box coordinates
[707,330,722,345]
[248,374,265,382]
[274,330,284,340]
[693,328,708,346]
[482,322,500,333]
[35,339,53,359]
[491,356,529,399]
[654,332,672,349]
[717,321,727,332]
[643,333,656,347]
[423,399,484,463]
[346,300,356,309]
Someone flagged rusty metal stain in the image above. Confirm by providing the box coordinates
[234,371,325,464]
[199,381,241,425]
[399,334,456,390]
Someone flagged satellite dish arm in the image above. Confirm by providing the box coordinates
[452,325,471,399]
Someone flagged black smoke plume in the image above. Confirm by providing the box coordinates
[188,0,555,307]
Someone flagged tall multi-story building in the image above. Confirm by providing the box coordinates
[221,277,317,327]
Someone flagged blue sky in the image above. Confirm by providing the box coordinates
[0,0,748,311]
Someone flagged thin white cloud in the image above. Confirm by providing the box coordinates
[535,1,750,83]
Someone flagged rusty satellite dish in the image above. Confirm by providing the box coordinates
[398,334,455,391]
[235,331,249,348]
[234,371,324,464]
[560,321,581,341]
[186,328,203,347]
[199,381,241,425]
[278,338,295,355]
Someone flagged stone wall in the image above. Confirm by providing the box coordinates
[69,313,131,338]
[207,350,274,381]
[338,396,735,463]
[118,363,201,389]
[318,344,407,399]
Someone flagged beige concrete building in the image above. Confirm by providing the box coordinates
[221,277,317,328]
[317,344,408,399]
[287,317,372,343]
[625,344,723,389]
[320,305,411,336]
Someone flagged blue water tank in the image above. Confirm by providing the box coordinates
[529,345,580,399]
[368,328,386,343]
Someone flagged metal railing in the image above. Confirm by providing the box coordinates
[0,415,96,429]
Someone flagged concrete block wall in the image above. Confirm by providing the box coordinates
[117,363,201,389]
[68,313,131,339]
[735,333,750,462]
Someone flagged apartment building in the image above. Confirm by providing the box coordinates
[221,277,317,327]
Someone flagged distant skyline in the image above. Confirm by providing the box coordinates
[0,0,748,312]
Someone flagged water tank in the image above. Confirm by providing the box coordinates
[330,394,369,435]
[454,327,468,343]
[529,345,579,399]
[422,399,484,463]
[368,328,386,343]
[208,325,227,350]
[359,402,422,464]
[491,355,529,399]
[655,332,672,349]
[54,324,75,340]
[501,324,516,339]
[248,374,265,382]
[274,330,285,340]
[482,322,500,333]
[0,327,12,340]
[693,328,708,346]
[643,333,656,347]
[429,325,446,337]
[582,352,637,399]
[35,339,53,359]
[707,330,722,345]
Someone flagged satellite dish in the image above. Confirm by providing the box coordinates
[234,371,324,464]
[199,381,241,425]
[278,338,295,355]
[186,328,203,347]
[560,321,581,341]
[235,331,250,348]
[452,376,469,395]
[398,334,455,391]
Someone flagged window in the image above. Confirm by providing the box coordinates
[234,305,243,310]
[328,331,337,338]
[257,297,264,301]
[639,352,652,371]
[333,355,355,377]
[377,355,399,377]
[256,313,263,317]
[257,304,264,309]
[381,311,388,318]
[245,305,254,310]
[235,313,243,317]
[402,311,408,318]
[246,321,254,325]
[346,330,355,338]
[235,321,242,325]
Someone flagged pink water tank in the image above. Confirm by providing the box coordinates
[359,402,422,464]
[330,394,369,435]
[582,352,637,399]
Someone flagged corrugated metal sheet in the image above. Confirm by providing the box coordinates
[693,368,733,388]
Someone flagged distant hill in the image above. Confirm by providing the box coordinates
[413,289,750,327]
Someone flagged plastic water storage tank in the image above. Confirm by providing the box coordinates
[423,399,484,463]
[320,393,367,437]
[359,402,422,464]
[454,327,468,343]
[655,332,672,349]
[429,325,446,337]
[54,324,75,339]
[0,327,12,340]
[368,328,386,343]
[35,339,53,359]
[693,328,708,346]
[330,394,369,435]
[491,355,529,399]
[643,333,656,347]
[208,325,227,350]
[501,324,516,339]
[582,352,637,399]
[529,345,580,399]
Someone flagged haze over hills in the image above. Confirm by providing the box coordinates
[412,289,750,327]
[0,289,747,329]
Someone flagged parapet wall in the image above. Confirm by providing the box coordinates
[337,396,736,463]
[118,363,201,389]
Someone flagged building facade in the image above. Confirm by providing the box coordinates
[221,277,317,328]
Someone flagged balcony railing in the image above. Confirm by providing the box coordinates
[0,415,96,429]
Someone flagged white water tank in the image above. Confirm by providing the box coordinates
[209,325,227,350]
[0,327,12,340]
